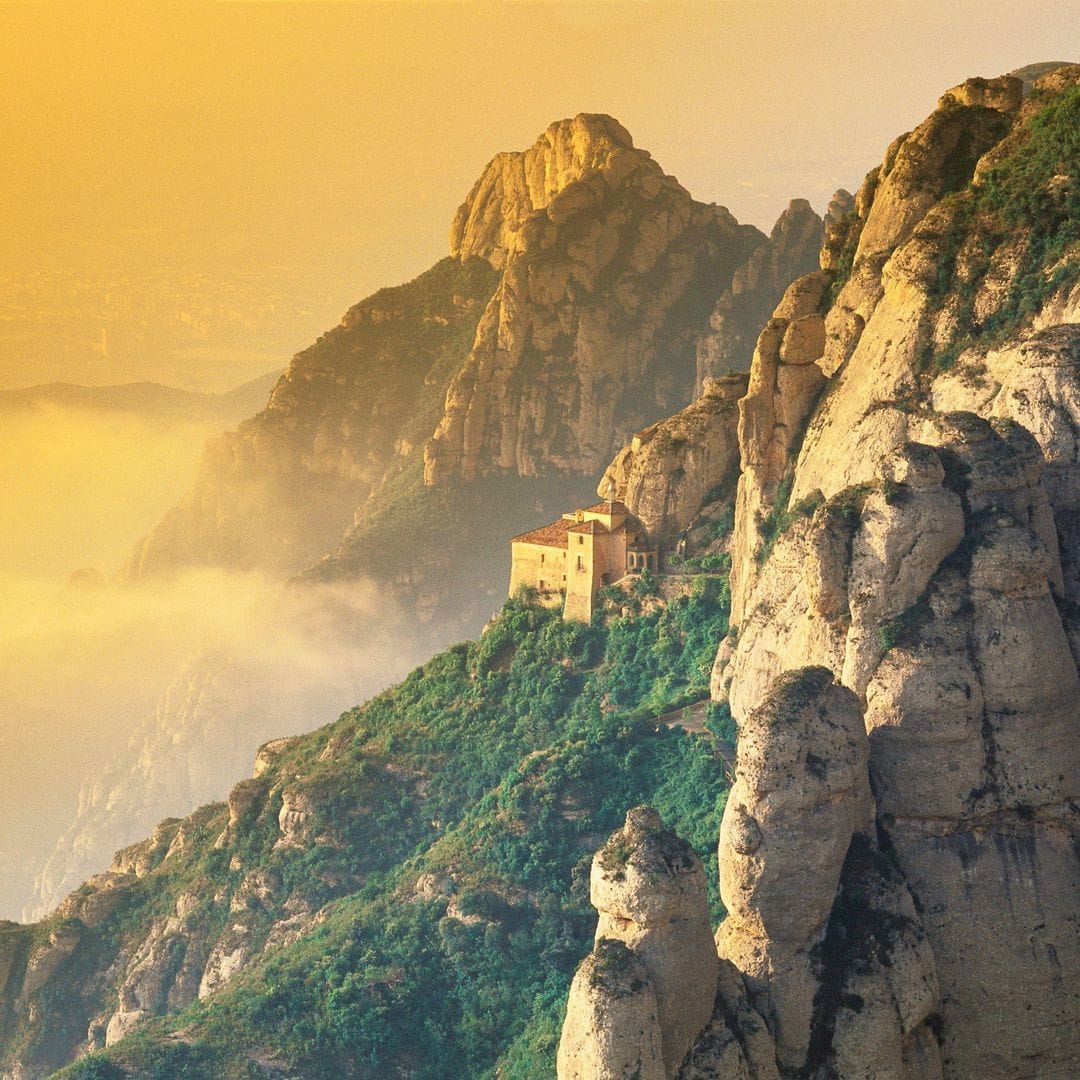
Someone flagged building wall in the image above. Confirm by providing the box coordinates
[563,527,629,621]
[581,506,627,531]
[509,541,566,607]
[594,529,628,593]
[563,532,597,622]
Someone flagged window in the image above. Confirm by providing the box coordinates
[539,579,546,590]
[540,552,545,564]
[576,555,583,572]
[578,535,584,545]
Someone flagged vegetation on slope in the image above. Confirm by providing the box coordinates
[919,83,1080,374]
[23,571,732,1080]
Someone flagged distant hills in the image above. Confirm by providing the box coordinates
[0,370,283,426]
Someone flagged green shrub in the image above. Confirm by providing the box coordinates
[68,571,735,1079]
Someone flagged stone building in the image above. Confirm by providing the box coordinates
[509,500,657,621]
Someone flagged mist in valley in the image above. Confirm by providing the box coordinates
[0,403,420,919]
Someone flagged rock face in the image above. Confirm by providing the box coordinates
[728,270,830,628]
[560,807,717,1078]
[715,669,941,1077]
[720,68,1080,1078]
[424,114,764,485]
[695,197,828,389]
[33,114,794,935]
[124,257,500,581]
[600,372,746,546]
[569,67,1080,1079]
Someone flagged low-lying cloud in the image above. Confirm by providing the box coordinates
[1,567,420,921]
[0,403,421,919]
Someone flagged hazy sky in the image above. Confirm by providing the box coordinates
[2,0,1078,388]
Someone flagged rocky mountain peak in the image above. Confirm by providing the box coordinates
[694,197,825,388]
[822,188,855,229]
[770,197,818,240]
[937,73,1024,112]
[425,117,764,486]
[449,112,669,267]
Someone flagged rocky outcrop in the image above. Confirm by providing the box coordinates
[562,682,944,1079]
[931,324,1080,658]
[424,114,764,485]
[105,907,204,1046]
[733,66,1080,624]
[728,271,830,627]
[718,66,1080,1079]
[852,77,1019,265]
[572,67,1080,1079]
[715,668,941,1077]
[560,807,717,1078]
[695,198,827,388]
[599,373,746,546]
[557,939,666,1080]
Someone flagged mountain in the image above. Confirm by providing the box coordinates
[123,114,815,639]
[559,65,1080,1078]
[8,65,1078,1078]
[17,116,820,936]
[0,371,282,427]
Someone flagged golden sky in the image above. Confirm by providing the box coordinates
[2,0,1078,389]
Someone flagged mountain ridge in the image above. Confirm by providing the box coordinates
[0,372,283,425]
[19,115,822,937]
[14,67,1080,1076]
[559,64,1080,1079]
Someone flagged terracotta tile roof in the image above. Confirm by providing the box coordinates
[581,500,627,514]
[511,517,574,546]
[568,519,608,535]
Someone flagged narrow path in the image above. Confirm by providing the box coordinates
[656,698,736,772]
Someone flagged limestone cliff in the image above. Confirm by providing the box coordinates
[562,66,1080,1079]
[695,197,831,389]
[599,373,745,548]
[718,66,1080,1078]
[424,114,765,486]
